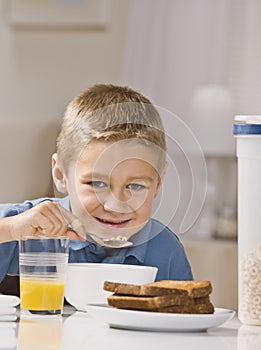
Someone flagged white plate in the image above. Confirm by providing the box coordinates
[85,304,236,332]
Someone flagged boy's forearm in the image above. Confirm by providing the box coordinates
[0,217,14,243]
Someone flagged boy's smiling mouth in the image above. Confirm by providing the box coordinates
[95,217,132,228]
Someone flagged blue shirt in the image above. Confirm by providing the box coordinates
[0,197,193,283]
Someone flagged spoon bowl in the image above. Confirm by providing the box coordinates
[88,233,133,248]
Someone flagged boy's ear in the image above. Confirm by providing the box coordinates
[52,153,68,194]
[155,162,168,197]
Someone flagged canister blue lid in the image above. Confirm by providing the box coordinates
[233,115,261,135]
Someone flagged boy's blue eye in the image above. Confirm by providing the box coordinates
[88,181,107,188]
[127,183,146,191]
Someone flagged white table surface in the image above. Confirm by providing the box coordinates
[1,306,261,350]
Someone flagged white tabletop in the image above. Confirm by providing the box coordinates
[1,306,261,350]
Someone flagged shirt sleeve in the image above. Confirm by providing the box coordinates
[0,200,45,283]
[0,202,34,218]
[0,204,29,283]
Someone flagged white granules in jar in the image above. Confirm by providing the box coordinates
[239,243,261,325]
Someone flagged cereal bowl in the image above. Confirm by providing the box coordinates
[64,263,158,311]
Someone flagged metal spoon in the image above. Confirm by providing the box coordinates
[88,233,133,248]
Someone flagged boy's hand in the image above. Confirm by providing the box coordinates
[8,201,86,241]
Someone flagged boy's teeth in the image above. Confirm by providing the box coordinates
[100,218,125,224]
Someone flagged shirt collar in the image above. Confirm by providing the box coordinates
[123,220,152,263]
[58,196,71,211]
[118,219,166,264]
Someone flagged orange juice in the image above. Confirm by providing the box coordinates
[20,279,65,311]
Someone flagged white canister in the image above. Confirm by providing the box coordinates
[234,115,261,326]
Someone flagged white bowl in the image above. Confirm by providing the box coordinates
[64,263,158,311]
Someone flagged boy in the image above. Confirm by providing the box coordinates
[0,84,193,295]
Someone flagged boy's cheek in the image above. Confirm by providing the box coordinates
[69,194,94,217]
[127,192,149,211]
[79,197,101,216]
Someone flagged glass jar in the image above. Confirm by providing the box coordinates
[234,115,261,325]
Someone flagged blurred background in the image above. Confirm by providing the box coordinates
[1,0,261,308]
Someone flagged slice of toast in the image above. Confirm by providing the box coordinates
[154,302,215,314]
[104,280,212,298]
[107,294,211,311]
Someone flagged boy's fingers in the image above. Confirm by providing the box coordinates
[38,205,67,235]
[66,229,85,241]
[58,207,86,240]
[71,219,84,232]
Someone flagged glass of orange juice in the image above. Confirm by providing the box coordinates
[19,236,69,319]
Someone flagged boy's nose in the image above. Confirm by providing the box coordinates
[103,196,132,214]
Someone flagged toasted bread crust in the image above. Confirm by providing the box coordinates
[155,302,215,314]
[104,280,212,298]
[108,294,191,310]
[107,294,212,311]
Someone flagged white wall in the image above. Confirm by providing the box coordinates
[0,0,131,202]
[122,0,231,125]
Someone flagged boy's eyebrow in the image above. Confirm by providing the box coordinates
[126,176,154,183]
[80,172,108,180]
[81,173,154,182]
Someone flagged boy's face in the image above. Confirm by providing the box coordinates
[64,140,165,240]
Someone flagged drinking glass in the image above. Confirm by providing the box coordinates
[19,236,69,319]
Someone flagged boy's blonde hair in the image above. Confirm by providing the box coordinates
[56,84,166,172]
